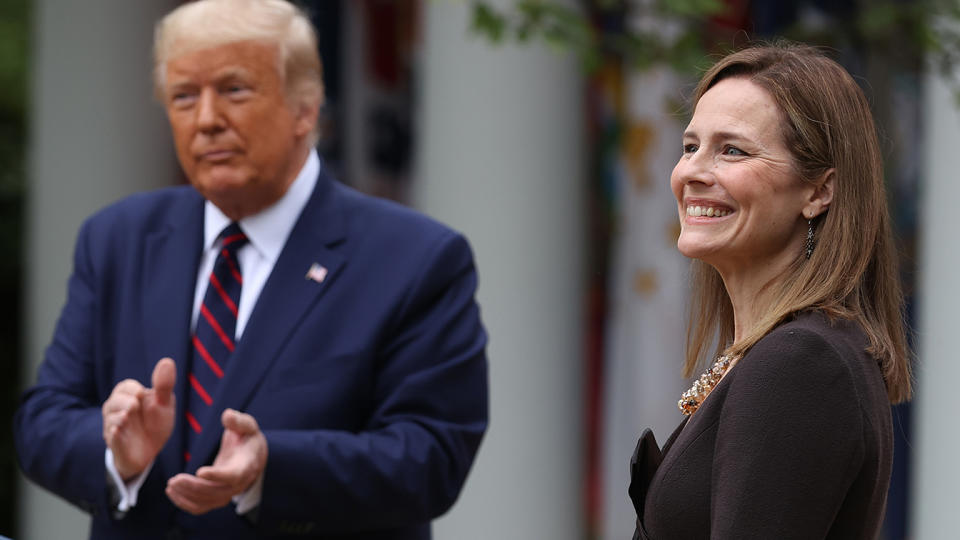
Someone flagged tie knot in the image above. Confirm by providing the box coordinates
[219,223,248,252]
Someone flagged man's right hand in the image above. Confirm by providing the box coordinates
[102,358,176,481]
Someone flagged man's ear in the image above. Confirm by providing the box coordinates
[802,168,835,219]
[293,95,322,139]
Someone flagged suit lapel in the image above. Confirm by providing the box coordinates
[141,190,205,476]
[188,170,348,469]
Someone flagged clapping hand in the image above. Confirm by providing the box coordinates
[102,357,177,480]
[166,408,268,515]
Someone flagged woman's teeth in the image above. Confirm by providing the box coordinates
[686,206,731,218]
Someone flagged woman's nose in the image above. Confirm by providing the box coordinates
[676,150,715,187]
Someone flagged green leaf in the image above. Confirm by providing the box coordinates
[858,2,902,39]
[655,0,726,19]
[665,30,710,76]
[471,2,507,42]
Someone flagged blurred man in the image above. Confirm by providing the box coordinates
[14,1,488,538]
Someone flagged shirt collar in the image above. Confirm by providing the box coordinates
[203,149,320,262]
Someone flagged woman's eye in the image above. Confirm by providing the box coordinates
[682,143,698,154]
[723,146,746,156]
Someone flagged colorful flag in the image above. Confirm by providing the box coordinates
[305,262,328,284]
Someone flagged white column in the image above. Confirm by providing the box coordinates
[911,69,960,537]
[21,1,177,538]
[416,2,585,539]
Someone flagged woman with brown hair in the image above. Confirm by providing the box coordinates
[629,43,912,539]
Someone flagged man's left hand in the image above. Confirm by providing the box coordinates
[165,408,268,515]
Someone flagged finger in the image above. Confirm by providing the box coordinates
[103,381,145,411]
[221,408,259,436]
[113,379,147,396]
[167,474,233,507]
[167,472,229,493]
[104,422,120,445]
[102,393,141,417]
[166,477,223,508]
[165,487,198,515]
[195,464,245,489]
[104,409,133,433]
[105,421,129,445]
[151,357,177,406]
[104,414,135,446]
[166,484,213,516]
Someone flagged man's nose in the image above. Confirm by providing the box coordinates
[196,88,224,132]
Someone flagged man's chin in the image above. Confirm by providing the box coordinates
[188,171,250,196]
[188,174,248,207]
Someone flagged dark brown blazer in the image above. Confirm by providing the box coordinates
[630,311,893,539]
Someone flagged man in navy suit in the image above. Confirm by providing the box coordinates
[14,1,488,538]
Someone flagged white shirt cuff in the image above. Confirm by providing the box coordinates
[104,449,153,512]
[232,468,265,515]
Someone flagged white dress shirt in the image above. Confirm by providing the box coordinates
[106,150,320,514]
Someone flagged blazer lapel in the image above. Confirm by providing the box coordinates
[187,171,348,469]
[141,190,205,476]
[659,416,689,458]
[656,383,728,474]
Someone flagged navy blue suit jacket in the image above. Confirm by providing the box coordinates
[15,168,489,539]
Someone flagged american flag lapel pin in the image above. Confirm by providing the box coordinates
[305,262,328,284]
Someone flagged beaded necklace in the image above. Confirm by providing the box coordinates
[678,354,738,415]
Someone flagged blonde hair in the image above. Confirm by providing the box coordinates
[153,0,324,139]
[683,43,912,403]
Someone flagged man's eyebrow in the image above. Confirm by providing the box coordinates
[167,79,195,88]
[166,67,253,86]
[213,67,252,81]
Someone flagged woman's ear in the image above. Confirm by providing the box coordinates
[803,168,835,219]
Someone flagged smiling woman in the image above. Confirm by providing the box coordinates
[628,43,912,540]
[671,77,830,279]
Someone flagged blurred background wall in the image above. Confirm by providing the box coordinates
[3,0,958,539]
[19,1,179,538]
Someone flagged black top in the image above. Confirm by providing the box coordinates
[630,311,893,539]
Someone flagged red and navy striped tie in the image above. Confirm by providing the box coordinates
[185,222,248,462]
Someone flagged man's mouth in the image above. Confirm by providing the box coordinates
[198,149,237,162]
